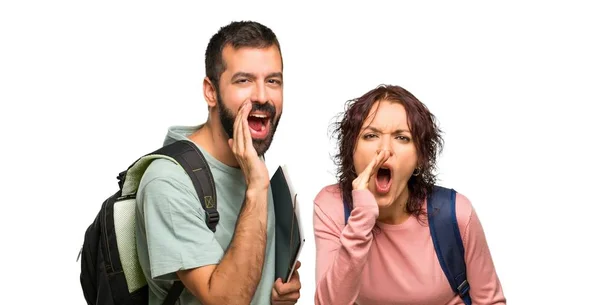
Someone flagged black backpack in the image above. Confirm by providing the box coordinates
[78,140,220,305]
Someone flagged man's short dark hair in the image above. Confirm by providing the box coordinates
[205,20,282,90]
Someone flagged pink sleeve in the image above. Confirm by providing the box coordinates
[313,189,379,305]
[458,194,507,304]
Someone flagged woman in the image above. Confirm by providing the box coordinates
[313,85,506,305]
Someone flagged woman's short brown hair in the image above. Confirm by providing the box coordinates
[330,84,444,220]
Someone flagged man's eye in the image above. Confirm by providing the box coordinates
[268,79,282,85]
[236,79,249,83]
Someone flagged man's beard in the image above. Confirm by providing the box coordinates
[217,93,280,157]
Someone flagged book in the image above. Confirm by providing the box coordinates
[271,164,305,283]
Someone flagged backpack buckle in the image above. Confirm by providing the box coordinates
[205,210,220,232]
[457,280,470,297]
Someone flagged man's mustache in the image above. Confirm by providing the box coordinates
[250,102,276,121]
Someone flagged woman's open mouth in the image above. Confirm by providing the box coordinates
[375,166,392,194]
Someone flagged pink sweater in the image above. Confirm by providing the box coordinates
[313,184,506,305]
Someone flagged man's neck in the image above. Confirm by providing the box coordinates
[188,119,240,168]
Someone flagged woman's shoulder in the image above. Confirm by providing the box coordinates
[452,188,476,238]
[314,183,342,205]
[455,190,474,218]
[313,183,345,221]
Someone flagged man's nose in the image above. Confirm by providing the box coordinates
[251,83,268,104]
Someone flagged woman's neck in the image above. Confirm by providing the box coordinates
[377,188,411,225]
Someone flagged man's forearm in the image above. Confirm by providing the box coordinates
[207,187,269,304]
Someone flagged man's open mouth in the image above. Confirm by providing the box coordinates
[248,113,271,139]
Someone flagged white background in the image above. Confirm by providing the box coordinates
[1,1,599,304]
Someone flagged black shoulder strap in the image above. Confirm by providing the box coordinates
[142,140,219,305]
[427,186,472,305]
[162,281,184,305]
[150,140,220,232]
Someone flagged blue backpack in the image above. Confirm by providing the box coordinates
[343,185,472,305]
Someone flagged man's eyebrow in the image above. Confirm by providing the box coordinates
[266,72,283,79]
[230,72,282,81]
[231,72,255,80]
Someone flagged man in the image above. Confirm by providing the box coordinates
[135,20,301,305]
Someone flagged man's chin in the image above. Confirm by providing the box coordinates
[252,138,272,156]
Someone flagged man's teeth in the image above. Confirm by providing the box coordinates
[250,114,267,118]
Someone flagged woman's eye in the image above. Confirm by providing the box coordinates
[364,133,377,139]
[396,135,410,142]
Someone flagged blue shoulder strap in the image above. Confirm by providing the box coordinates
[427,186,472,305]
[343,197,351,224]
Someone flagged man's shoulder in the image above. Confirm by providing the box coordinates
[138,157,195,198]
[143,157,186,180]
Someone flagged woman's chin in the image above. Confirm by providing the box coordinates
[376,197,394,209]
[368,185,397,208]
[373,186,402,209]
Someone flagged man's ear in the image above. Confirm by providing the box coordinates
[203,77,218,108]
